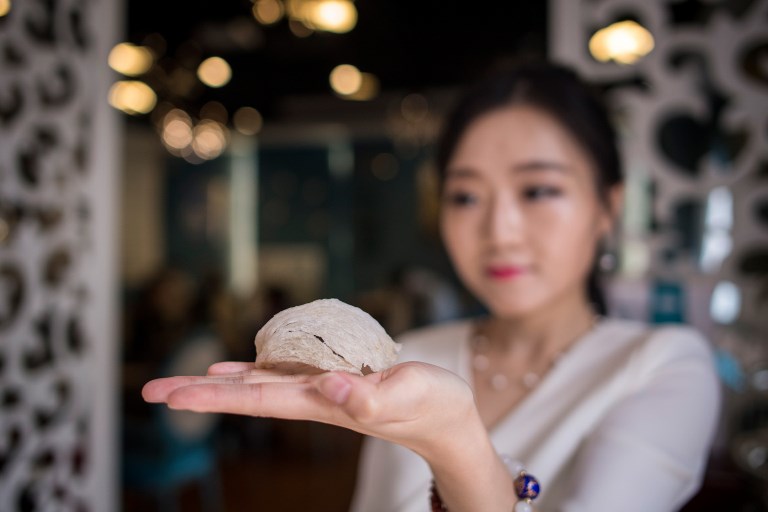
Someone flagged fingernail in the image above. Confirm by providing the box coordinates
[317,373,351,404]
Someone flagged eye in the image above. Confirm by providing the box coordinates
[443,191,478,207]
[523,186,562,201]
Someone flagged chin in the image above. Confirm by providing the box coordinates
[482,296,544,319]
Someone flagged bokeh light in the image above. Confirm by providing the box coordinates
[0,0,12,18]
[161,109,194,151]
[286,0,312,22]
[108,42,154,76]
[346,72,379,101]
[253,0,284,25]
[108,80,157,115]
[288,18,314,37]
[200,101,228,124]
[197,56,232,88]
[589,20,655,65]
[163,120,194,151]
[192,120,229,160]
[285,0,356,33]
[710,280,741,325]
[233,107,263,135]
[371,153,399,181]
[309,0,357,33]
[158,109,230,160]
[329,64,362,96]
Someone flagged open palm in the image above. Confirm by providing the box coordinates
[142,360,476,456]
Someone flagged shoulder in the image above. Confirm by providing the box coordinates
[601,319,719,393]
[598,318,713,360]
[636,322,715,367]
[394,319,472,364]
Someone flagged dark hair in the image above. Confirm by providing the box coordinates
[435,61,623,315]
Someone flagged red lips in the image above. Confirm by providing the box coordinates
[486,265,527,279]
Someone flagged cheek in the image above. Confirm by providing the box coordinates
[535,208,601,271]
[440,213,476,269]
[439,213,461,259]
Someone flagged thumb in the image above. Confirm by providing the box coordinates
[314,372,382,423]
[314,372,353,404]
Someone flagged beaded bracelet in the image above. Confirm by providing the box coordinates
[429,457,540,512]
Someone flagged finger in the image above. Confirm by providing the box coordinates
[143,373,312,403]
[207,361,255,375]
[144,376,208,403]
[166,381,328,422]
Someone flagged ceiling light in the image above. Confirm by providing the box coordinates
[0,0,11,17]
[309,0,357,33]
[108,42,154,76]
[346,72,379,101]
[162,108,192,127]
[108,81,157,115]
[253,0,284,25]
[589,20,654,65]
[193,120,229,160]
[329,64,362,96]
[160,109,194,153]
[286,0,356,33]
[163,119,194,150]
[197,56,232,88]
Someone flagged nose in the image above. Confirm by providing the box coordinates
[483,192,524,248]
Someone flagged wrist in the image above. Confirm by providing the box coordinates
[421,411,518,512]
[430,463,541,512]
[420,406,490,472]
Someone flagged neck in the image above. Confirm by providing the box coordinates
[483,297,598,359]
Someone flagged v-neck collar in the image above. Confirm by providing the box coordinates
[457,318,610,437]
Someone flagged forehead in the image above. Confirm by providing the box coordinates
[448,105,593,172]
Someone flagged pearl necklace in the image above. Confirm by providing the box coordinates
[470,316,601,392]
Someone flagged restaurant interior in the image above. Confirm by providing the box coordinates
[1,0,767,510]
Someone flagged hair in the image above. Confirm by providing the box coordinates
[434,61,623,315]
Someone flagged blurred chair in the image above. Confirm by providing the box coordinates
[123,330,225,512]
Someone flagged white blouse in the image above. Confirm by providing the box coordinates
[350,318,721,512]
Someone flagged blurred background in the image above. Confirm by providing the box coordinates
[1,0,767,510]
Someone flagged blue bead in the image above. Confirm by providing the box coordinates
[514,473,540,500]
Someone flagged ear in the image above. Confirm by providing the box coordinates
[598,184,624,236]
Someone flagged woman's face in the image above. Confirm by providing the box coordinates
[439,105,618,318]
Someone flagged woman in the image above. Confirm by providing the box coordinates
[143,62,721,511]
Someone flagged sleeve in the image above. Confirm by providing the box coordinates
[349,436,386,512]
[556,327,722,512]
[349,433,433,512]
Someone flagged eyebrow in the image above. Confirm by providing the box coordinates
[444,168,480,179]
[512,160,569,173]
[445,160,570,178]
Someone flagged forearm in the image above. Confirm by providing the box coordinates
[420,411,518,512]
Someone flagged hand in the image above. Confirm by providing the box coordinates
[142,361,479,458]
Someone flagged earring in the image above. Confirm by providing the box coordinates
[599,251,616,273]
[597,236,618,274]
